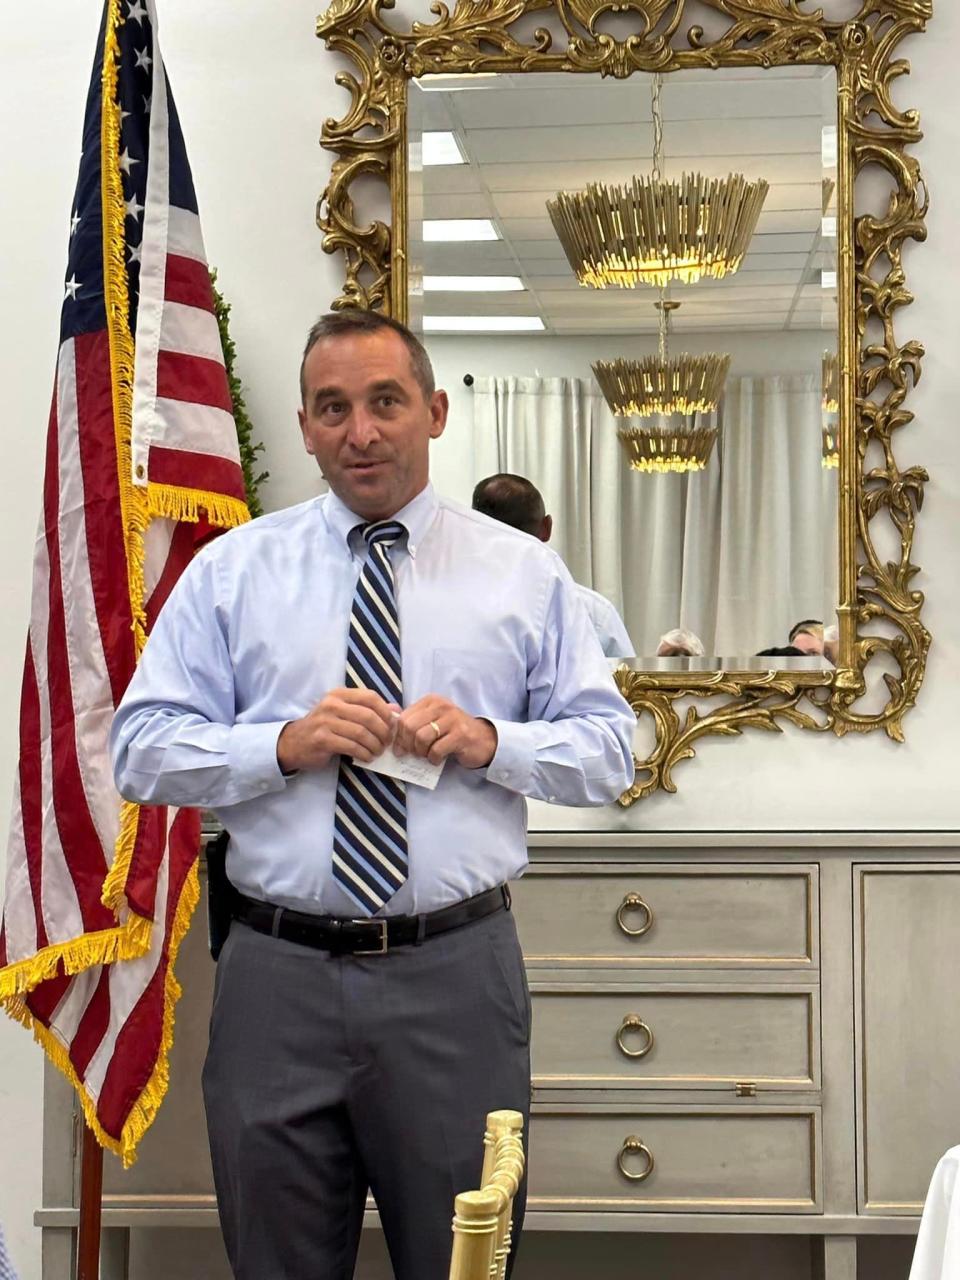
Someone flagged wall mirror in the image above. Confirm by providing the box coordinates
[408,67,839,669]
[316,0,930,803]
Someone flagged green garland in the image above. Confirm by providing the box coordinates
[210,270,268,518]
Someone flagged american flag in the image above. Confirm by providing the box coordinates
[0,0,248,1164]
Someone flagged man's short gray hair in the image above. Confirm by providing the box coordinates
[299,310,435,403]
[657,628,705,657]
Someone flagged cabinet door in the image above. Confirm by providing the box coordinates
[855,865,960,1213]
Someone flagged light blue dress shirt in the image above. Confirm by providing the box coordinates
[575,584,636,658]
[110,483,636,915]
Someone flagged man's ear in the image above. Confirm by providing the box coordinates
[429,389,449,440]
[541,514,553,543]
[298,405,315,455]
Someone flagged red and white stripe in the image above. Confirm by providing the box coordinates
[1,332,129,974]
[132,43,245,503]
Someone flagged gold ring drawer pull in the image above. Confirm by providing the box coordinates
[617,1136,655,1183]
[616,892,653,937]
[616,1014,655,1059]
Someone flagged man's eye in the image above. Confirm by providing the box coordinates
[378,395,397,408]
[321,402,346,417]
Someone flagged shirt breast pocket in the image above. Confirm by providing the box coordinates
[431,647,526,721]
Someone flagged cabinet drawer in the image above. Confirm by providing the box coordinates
[512,864,817,969]
[530,984,819,1090]
[527,1105,821,1212]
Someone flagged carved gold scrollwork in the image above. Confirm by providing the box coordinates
[316,0,930,801]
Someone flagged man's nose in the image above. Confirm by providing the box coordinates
[346,410,380,449]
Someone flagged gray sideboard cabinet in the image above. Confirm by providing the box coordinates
[36,833,960,1279]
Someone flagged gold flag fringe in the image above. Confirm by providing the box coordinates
[101,0,147,656]
[3,861,200,1167]
[100,798,143,913]
[147,483,251,531]
[0,913,152,1002]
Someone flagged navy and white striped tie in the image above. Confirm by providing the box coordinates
[332,520,408,915]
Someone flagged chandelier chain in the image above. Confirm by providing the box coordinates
[652,75,668,365]
[651,73,664,185]
[658,288,667,363]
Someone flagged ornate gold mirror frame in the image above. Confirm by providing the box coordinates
[316,0,931,804]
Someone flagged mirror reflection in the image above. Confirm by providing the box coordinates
[408,67,840,669]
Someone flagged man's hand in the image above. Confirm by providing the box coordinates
[393,695,498,769]
[277,688,397,773]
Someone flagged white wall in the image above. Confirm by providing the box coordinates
[0,3,957,1277]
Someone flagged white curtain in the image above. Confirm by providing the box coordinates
[472,373,837,658]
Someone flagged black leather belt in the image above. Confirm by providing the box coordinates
[233,883,510,955]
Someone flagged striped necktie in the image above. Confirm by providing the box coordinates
[332,520,408,915]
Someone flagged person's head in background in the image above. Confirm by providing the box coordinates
[472,473,552,542]
[656,628,706,658]
[788,619,824,656]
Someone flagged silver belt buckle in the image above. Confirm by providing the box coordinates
[352,919,389,955]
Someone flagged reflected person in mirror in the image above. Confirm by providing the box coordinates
[109,309,636,1280]
[788,619,824,655]
[822,624,839,666]
[656,628,705,658]
[472,473,636,658]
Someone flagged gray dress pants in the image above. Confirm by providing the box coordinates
[202,905,531,1280]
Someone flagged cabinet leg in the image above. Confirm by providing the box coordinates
[41,1226,75,1279]
[100,1227,130,1280]
[813,1236,857,1280]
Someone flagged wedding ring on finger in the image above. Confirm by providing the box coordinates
[429,719,442,742]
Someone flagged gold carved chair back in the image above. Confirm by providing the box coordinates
[448,1109,525,1280]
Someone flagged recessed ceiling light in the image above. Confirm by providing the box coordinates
[424,275,524,292]
[821,215,837,238]
[821,269,837,289]
[424,219,499,242]
[422,132,466,166]
[423,316,545,333]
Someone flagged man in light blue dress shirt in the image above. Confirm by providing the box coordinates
[110,310,635,1280]
[472,473,636,658]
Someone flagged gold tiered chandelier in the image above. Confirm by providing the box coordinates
[546,75,769,289]
[594,299,728,417]
[596,298,726,474]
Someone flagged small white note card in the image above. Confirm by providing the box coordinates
[356,745,445,791]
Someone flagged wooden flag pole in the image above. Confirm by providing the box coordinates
[77,1122,104,1280]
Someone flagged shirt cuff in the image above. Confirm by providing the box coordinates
[227,721,291,796]
[483,718,535,793]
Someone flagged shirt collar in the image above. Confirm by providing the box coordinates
[321,482,438,560]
